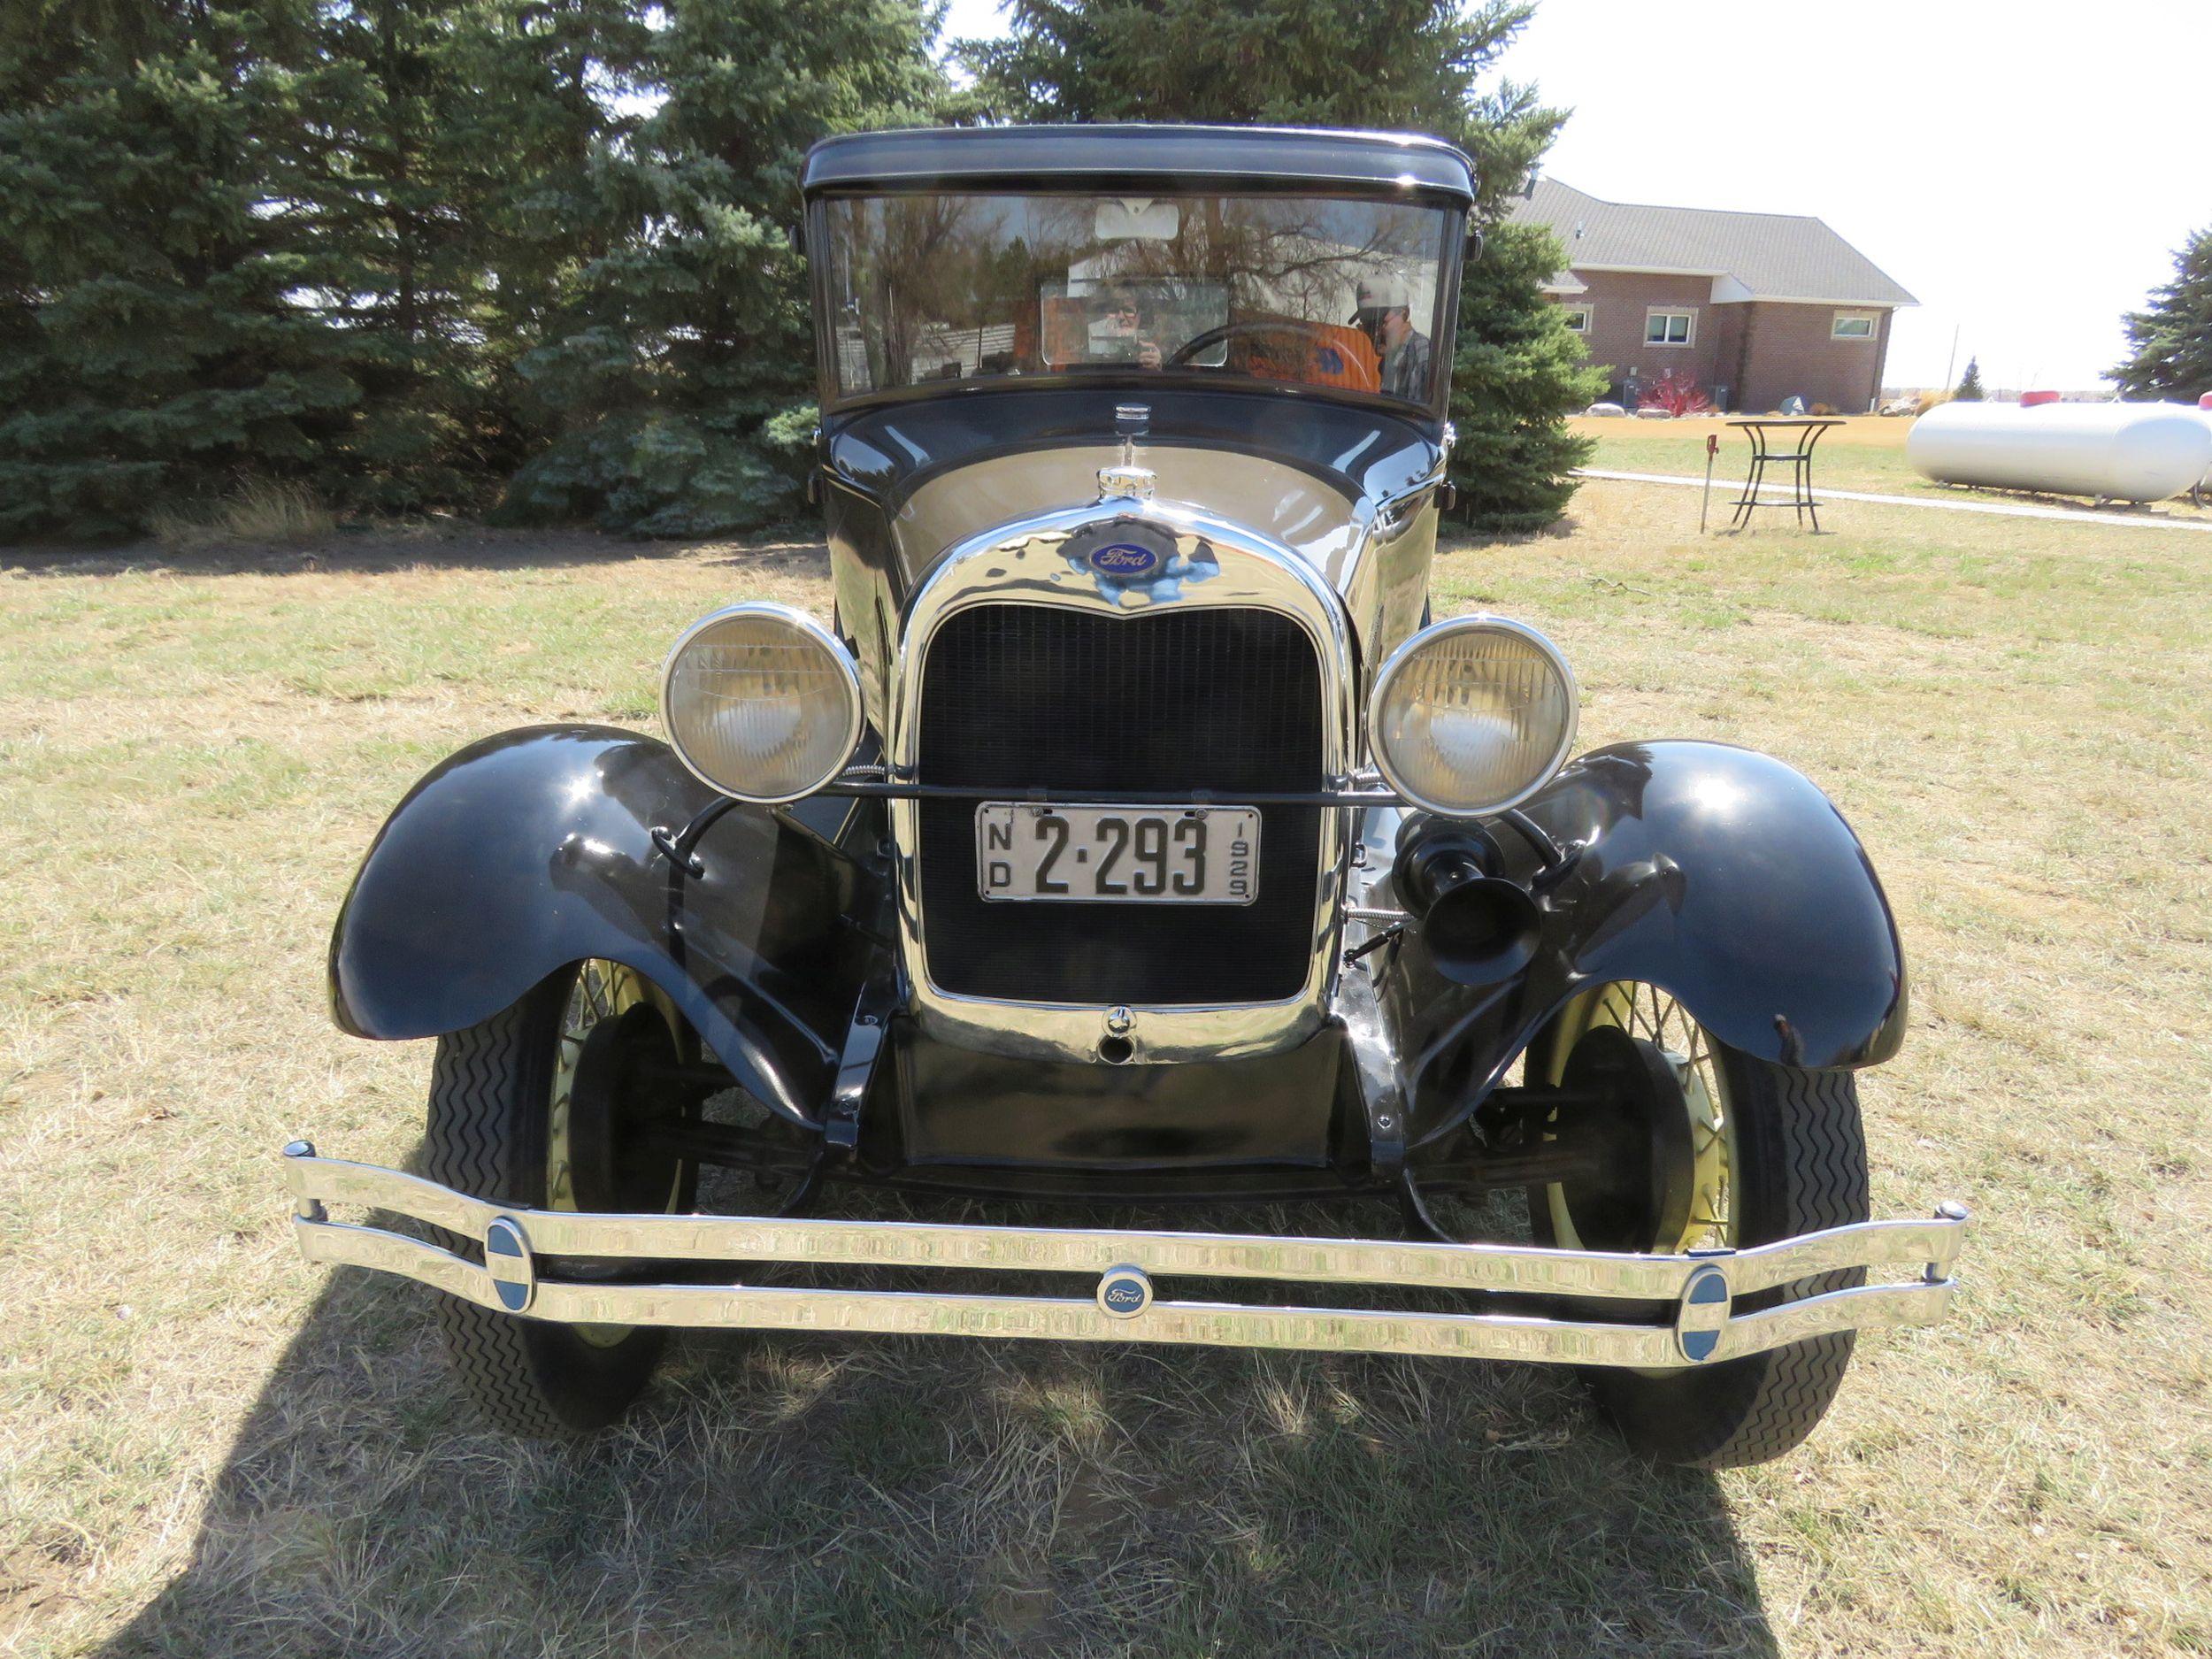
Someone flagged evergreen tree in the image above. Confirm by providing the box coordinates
[1450,221,1606,530]
[0,1,359,538]
[1955,356,1985,401]
[468,0,656,390]
[274,0,580,512]
[2111,227,2212,401]
[963,0,1551,215]
[499,0,947,535]
[306,1,488,507]
[960,0,1595,529]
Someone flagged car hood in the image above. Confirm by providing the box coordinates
[822,388,1449,689]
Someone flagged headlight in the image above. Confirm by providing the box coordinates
[660,603,863,803]
[1368,616,1578,817]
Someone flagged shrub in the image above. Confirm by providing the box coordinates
[1637,371,1713,418]
[1916,389,1955,415]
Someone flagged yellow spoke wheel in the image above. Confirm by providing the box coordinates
[1540,981,1736,1261]
[1526,980,1871,1468]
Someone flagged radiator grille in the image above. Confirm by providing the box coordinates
[915,603,1325,1004]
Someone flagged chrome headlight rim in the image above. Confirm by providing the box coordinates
[1367,613,1580,819]
[659,601,864,805]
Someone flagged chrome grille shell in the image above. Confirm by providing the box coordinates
[887,498,1356,1063]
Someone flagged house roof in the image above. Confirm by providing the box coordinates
[1509,178,1916,307]
[802,127,1477,204]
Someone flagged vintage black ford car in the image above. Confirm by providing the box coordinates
[284,126,1968,1467]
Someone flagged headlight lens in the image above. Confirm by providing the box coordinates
[1368,617,1578,817]
[661,603,862,803]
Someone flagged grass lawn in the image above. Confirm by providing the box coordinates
[4,483,2210,1656]
[1573,414,2211,520]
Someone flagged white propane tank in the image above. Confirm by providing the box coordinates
[1906,400,2212,503]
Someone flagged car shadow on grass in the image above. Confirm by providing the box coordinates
[98,1249,1780,1658]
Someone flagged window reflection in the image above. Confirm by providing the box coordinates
[823,193,1452,408]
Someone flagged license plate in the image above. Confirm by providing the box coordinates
[975,803,1261,904]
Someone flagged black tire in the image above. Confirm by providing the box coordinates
[1531,1000,1870,1468]
[424,964,676,1436]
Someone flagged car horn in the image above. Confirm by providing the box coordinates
[1389,818,1544,987]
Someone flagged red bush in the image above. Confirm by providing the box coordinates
[1637,372,1713,418]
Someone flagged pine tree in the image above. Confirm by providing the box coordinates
[2111,227,2212,401]
[0,1,359,539]
[960,0,1594,529]
[499,0,947,535]
[273,0,568,512]
[1451,222,1606,530]
[1955,357,1985,401]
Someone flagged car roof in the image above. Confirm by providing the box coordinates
[801,125,1477,204]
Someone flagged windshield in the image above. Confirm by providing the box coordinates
[818,191,1455,409]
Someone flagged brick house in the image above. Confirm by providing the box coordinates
[1509,179,1915,414]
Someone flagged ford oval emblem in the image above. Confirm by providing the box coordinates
[1674,1263,1731,1363]
[484,1215,535,1314]
[1087,542,1161,579]
[1096,1263,1154,1320]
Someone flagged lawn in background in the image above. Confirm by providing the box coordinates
[1572,412,2210,519]
[4,486,2209,1657]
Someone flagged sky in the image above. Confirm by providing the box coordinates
[935,0,2212,393]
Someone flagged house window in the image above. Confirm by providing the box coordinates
[1561,305,1592,334]
[1645,309,1694,347]
[1832,312,1878,339]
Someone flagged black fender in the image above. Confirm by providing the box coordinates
[328,726,880,1129]
[1394,741,1908,1142]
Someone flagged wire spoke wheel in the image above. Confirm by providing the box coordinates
[1541,981,1735,1259]
[1527,979,1870,1467]
[548,961,690,1348]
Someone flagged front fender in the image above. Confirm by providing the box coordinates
[328,726,878,1128]
[1394,741,1908,1142]
[1517,741,1908,1068]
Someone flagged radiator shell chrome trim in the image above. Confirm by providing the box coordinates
[281,1147,1970,1371]
[889,498,1356,1063]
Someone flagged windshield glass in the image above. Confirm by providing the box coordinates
[819,192,1454,408]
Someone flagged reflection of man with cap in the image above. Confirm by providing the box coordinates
[1355,274,1432,400]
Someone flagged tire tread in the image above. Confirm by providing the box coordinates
[420,977,664,1437]
[1672,1057,1868,1469]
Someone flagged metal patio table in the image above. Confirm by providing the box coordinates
[1727,417,1840,531]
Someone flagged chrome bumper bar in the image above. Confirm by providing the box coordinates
[280,1143,1970,1370]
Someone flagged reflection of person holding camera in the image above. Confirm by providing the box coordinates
[1099,288,1164,369]
[1355,274,1431,399]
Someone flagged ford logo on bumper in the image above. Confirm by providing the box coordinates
[1096,1263,1153,1319]
[1088,542,1161,578]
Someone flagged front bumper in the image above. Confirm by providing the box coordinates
[281,1143,1970,1370]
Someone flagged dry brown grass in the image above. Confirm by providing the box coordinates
[3,485,2209,1656]
[1568,413,1917,451]
[1575,414,2210,521]
[147,480,337,554]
